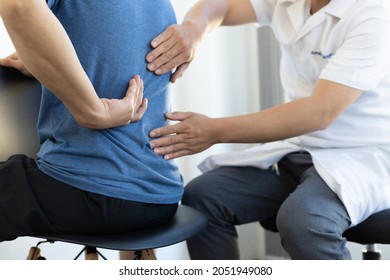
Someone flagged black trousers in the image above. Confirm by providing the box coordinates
[0,154,178,242]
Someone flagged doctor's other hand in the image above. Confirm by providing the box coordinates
[0,52,33,77]
[149,112,217,160]
[146,22,203,83]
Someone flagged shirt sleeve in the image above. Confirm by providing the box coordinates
[320,5,390,91]
[46,0,59,9]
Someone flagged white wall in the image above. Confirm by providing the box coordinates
[0,18,14,56]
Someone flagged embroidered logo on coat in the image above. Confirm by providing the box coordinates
[311,51,333,59]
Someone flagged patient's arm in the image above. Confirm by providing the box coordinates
[0,0,147,129]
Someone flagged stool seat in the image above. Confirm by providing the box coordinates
[343,209,390,245]
[261,209,390,245]
[27,205,207,259]
[260,208,390,259]
[31,205,207,251]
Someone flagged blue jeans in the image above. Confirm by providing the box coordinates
[182,152,352,259]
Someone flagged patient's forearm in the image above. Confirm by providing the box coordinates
[0,0,104,127]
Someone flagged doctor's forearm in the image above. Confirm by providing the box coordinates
[181,0,227,37]
[0,0,104,127]
[214,79,363,144]
[182,0,256,34]
[213,97,331,144]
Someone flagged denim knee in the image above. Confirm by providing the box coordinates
[276,194,350,259]
[276,196,311,244]
[182,172,236,227]
[276,197,326,259]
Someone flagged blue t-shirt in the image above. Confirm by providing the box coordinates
[37,0,183,204]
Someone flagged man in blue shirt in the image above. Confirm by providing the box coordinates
[0,0,183,244]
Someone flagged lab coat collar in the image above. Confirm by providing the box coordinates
[323,0,357,19]
[281,0,357,19]
[281,0,357,41]
[282,0,308,32]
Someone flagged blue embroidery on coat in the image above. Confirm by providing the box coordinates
[311,51,333,59]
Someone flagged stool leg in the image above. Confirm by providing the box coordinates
[26,247,41,260]
[363,244,381,260]
[85,247,99,260]
[120,250,156,260]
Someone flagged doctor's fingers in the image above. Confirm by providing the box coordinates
[163,148,194,160]
[150,127,183,148]
[149,24,177,49]
[152,140,197,160]
[149,119,186,139]
[170,63,190,83]
[147,27,195,75]
[147,47,193,76]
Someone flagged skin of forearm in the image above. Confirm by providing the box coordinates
[182,0,227,37]
[211,78,362,145]
[212,96,332,144]
[1,0,104,127]
[182,0,254,37]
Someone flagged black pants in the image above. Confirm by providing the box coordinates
[0,154,177,242]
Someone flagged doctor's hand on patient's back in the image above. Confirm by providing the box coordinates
[149,111,217,160]
[146,22,203,83]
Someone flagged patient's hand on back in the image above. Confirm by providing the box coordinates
[0,52,148,129]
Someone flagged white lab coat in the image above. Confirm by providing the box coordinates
[198,0,390,226]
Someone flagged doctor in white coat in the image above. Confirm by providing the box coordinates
[147,0,390,259]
